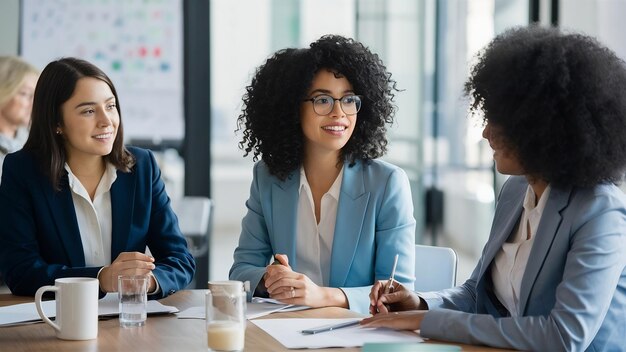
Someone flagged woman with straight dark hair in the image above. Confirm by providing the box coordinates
[0,57,195,298]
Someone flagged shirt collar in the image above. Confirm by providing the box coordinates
[522,184,552,213]
[64,162,118,200]
[299,165,344,201]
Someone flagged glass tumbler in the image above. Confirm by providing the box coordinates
[206,286,245,351]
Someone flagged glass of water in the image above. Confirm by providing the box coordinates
[118,275,148,328]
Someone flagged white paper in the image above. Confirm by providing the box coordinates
[176,300,310,320]
[251,318,423,349]
[0,293,178,326]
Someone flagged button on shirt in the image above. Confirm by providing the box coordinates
[491,184,551,316]
[65,163,117,267]
[296,166,344,286]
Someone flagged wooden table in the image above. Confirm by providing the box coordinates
[0,290,513,351]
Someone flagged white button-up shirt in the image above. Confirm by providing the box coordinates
[492,184,551,316]
[295,166,343,286]
[65,162,117,266]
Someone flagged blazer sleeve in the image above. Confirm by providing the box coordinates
[341,167,416,313]
[420,188,626,351]
[140,149,196,299]
[0,154,100,295]
[228,162,273,296]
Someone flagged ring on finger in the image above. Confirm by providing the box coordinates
[291,287,295,298]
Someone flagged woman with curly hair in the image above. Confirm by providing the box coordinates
[364,26,626,350]
[229,34,416,313]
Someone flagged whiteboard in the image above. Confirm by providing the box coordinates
[20,0,184,141]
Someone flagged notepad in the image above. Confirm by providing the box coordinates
[0,293,178,327]
[251,318,423,348]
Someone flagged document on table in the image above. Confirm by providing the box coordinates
[251,318,423,349]
[0,293,178,327]
[176,298,310,320]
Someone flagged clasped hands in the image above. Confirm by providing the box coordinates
[361,280,428,331]
[263,254,346,308]
[98,252,157,293]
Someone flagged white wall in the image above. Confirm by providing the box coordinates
[0,0,19,55]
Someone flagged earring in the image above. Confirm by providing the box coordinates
[56,130,61,135]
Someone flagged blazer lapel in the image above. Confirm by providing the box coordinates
[518,185,570,313]
[478,185,526,280]
[110,170,135,259]
[43,177,85,267]
[270,171,299,268]
[329,162,369,287]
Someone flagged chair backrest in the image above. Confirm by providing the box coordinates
[170,196,212,289]
[414,244,457,292]
[170,196,212,257]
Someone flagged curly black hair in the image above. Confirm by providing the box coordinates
[236,34,398,180]
[465,25,626,187]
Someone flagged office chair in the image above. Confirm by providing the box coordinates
[414,244,458,292]
[170,196,212,289]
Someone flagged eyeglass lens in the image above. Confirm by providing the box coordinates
[312,95,361,115]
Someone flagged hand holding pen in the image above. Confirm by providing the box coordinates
[368,254,422,315]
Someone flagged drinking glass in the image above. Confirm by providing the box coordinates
[206,284,246,351]
[118,275,148,328]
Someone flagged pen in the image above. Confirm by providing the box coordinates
[272,255,282,265]
[301,320,361,335]
[384,254,399,294]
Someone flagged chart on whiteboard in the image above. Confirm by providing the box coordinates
[20,0,184,141]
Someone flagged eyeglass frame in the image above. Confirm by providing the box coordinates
[302,94,363,116]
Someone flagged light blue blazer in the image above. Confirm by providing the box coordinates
[420,176,626,351]
[229,159,416,313]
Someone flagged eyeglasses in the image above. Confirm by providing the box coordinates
[302,94,362,116]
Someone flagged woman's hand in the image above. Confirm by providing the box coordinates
[264,254,348,308]
[369,280,424,315]
[361,310,427,331]
[98,252,156,292]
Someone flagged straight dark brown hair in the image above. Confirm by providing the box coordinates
[23,57,135,190]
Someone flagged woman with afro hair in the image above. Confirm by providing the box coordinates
[364,26,626,351]
[229,35,416,313]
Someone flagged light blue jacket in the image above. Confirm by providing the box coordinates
[420,176,626,351]
[229,159,416,313]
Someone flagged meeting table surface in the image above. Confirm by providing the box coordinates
[0,289,515,351]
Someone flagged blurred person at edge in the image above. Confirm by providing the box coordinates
[0,56,38,181]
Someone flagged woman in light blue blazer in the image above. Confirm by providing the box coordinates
[229,35,416,314]
[364,26,626,350]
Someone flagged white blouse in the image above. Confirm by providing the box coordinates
[65,163,117,267]
[491,184,551,316]
[295,166,344,286]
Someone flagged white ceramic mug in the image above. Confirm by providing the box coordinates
[35,277,99,340]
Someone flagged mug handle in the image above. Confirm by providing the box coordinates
[35,285,61,332]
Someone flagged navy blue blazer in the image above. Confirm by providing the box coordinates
[0,147,195,298]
